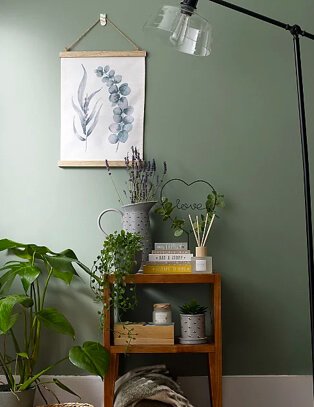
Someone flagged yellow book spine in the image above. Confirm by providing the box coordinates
[143,263,192,274]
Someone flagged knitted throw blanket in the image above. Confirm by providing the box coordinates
[114,365,194,407]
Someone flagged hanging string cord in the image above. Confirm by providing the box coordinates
[64,18,99,51]
[64,16,141,52]
[107,17,140,50]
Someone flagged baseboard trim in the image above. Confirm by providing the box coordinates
[1,375,312,407]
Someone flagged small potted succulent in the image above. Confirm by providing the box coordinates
[90,230,143,321]
[0,238,109,407]
[179,300,208,345]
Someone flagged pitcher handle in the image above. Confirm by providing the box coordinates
[97,208,123,235]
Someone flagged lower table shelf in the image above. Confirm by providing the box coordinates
[104,273,222,407]
[110,343,216,354]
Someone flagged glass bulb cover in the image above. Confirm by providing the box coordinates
[144,5,212,57]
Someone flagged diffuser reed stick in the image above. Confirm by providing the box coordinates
[188,213,216,248]
[189,214,200,246]
[203,213,216,246]
[201,213,209,246]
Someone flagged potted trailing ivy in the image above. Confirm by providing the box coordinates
[179,300,208,345]
[90,230,142,320]
[0,239,109,407]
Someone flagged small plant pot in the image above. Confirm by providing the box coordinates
[179,313,207,344]
[0,386,36,407]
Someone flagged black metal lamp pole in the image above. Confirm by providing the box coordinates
[208,0,314,392]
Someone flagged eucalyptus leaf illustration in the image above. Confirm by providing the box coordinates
[94,65,134,151]
[72,64,103,151]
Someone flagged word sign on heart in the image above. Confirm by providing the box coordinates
[159,178,215,214]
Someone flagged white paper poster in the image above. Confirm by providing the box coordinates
[59,51,146,166]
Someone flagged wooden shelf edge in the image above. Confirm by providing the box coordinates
[109,273,220,284]
[109,343,215,354]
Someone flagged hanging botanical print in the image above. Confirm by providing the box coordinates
[59,51,146,167]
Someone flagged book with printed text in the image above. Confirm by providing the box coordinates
[143,263,192,274]
[148,253,193,262]
[154,242,188,250]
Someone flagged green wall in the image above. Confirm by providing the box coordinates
[0,0,313,376]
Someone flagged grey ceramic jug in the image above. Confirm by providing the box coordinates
[98,201,156,263]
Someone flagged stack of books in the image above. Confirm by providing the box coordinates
[143,242,192,274]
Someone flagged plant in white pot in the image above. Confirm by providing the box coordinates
[0,238,109,407]
[179,300,208,345]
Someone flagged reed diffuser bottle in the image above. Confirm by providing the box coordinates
[192,245,213,273]
[189,213,215,274]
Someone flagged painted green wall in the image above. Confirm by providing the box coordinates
[0,0,313,376]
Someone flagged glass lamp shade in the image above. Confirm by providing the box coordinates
[144,5,212,56]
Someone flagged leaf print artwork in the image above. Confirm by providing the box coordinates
[95,65,133,151]
[60,52,145,166]
[72,65,103,151]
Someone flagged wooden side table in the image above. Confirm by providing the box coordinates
[103,273,222,407]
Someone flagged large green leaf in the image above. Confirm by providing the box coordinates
[0,294,33,334]
[69,341,109,379]
[36,307,75,338]
[45,256,78,284]
[0,239,25,252]
[11,244,53,261]
[59,248,78,260]
[0,264,19,294]
[0,239,90,278]
[0,262,40,294]
[18,264,41,292]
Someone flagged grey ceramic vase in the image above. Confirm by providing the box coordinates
[98,201,156,263]
[179,313,207,344]
[0,387,36,407]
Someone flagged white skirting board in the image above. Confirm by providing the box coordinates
[0,375,311,407]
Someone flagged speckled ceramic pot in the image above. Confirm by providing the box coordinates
[179,314,207,344]
[98,201,156,263]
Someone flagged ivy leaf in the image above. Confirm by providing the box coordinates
[174,229,184,237]
[16,352,29,359]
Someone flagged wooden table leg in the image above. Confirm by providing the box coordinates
[212,274,222,407]
[208,352,217,407]
[104,353,119,407]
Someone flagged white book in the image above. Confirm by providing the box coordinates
[152,249,191,254]
[149,253,193,262]
[154,242,188,250]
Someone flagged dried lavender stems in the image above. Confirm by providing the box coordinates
[105,147,167,204]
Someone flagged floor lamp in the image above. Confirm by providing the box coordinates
[145,0,314,392]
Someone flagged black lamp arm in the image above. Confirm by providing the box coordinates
[209,0,314,40]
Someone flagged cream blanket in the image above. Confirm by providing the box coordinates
[114,365,194,407]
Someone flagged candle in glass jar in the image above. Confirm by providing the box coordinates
[153,303,172,324]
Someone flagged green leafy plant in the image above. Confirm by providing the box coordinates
[90,230,143,318]
[179,300,208,315]
[0,238,109,401]
[156,189,225,239]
